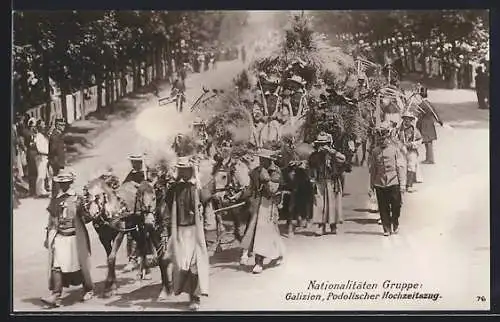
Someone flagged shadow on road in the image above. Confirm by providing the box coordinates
[344,231,385,236]
[345,218,380,225]
[96,263,126,271]
[352,208,379,214]
[20,277,135,309]
[210,247,242,265]
[104,283,171,309]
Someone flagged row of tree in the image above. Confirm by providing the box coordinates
[13,10,249,113]
[311,10,489,86]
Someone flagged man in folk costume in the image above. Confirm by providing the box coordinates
[398,112,422,192]
[415,88,444,164]
[239,149,285,274]
[163,156,209,311]
[308,132,347,236]
[41,172,93,308]
[370,122,406,236]
[122,154,147,273]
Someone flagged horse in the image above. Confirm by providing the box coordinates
[201,156,252,253]
[82,178,162,297]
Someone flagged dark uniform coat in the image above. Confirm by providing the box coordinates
[123,170,145,185]
[49,129,66,173]
[416,101,443,143]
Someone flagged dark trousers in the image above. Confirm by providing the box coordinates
[477,90,487,109]
[375,185,402,233]
[27,158,37,196]
[424,141,434,163]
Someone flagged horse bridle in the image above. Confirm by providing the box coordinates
[82,185,139,233]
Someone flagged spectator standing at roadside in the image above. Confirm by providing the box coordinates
[35,120,50,198]
[49,118,67,197]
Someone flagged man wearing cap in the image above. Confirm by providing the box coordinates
[162,156,209,310]
[24,118,39,196]
[398,112,422,192]
[370,122,406,236]
[122,154,146,272]
[49,118,67,197]
[42,172,94,308]
[239,149,285,274]
[415,93,444,164]
[308,132,347,235]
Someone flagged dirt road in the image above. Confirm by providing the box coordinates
[12,66,490,311]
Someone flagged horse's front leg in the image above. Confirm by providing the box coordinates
[104,231,125,297]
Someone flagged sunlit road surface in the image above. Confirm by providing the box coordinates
[12,68,489,311]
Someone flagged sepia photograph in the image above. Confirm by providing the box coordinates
[11,9,490,312]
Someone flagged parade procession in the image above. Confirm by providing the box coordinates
[12,10,490,312]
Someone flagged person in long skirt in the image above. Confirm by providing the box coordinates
[163,157,209,311]
[239,149,286,274]
[41,172,94,308]
[308,132,346,236]
[398,112,422,192]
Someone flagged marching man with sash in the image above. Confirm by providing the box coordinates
[163,156,209,311]
[41,171,94,308]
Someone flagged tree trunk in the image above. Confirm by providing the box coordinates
[41,65,52,122]
[96,73,103,111]
[132,61,138,91]
[422,42,429,78]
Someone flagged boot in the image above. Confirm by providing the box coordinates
[240,250,249,266]
[188,273,200,311]
[330,224,337,235]
[42,270,63,308]
[41,293,62,308]
[81,289,94,302]
[157,285,172,301]
[253,255,264,274]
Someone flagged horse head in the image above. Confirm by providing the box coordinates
[136,181,157,216]
[82,178,122,221]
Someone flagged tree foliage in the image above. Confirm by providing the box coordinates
[13,10,233,112]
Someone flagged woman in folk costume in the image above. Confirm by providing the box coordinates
[41,171,93,308]
[239,149,286,274]
[308,132,347,236]
[163,156,209,311]
[398,111,422,192]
